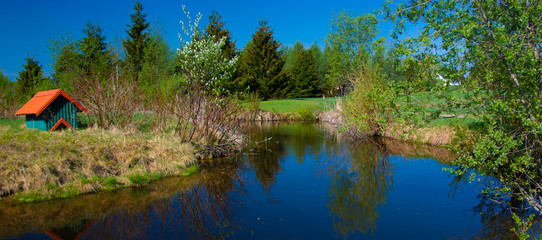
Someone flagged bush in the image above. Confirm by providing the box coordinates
[344,64,393,136]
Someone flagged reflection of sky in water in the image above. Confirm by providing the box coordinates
[2,123,508,240]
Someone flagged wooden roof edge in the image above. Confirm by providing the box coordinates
[35,89,88,116]
[49,118,73,132]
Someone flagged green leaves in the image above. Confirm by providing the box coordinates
[390,0,542,212]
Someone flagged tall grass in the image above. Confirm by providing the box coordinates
[0,125,196,201]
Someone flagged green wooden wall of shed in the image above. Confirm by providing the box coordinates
[25,96,80,131]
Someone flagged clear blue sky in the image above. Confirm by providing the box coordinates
[0,0,391,81]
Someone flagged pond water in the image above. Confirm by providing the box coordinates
[0,123,524,239]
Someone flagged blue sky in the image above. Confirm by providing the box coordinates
[0,0,391,81]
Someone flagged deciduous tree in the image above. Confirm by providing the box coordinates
[388,0,542,213]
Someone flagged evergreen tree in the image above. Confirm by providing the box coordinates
[78,21,112,74]
[15,57,45,102]
[283,41,304,71]
[238,20,287,99]
[204,11,237,93]
[123,1,149,81]
[290,48,320,98]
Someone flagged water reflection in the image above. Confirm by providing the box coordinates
[0,161,246,240]
[1,122,535,239]
[246,123,393,236]
[326,142,393,237]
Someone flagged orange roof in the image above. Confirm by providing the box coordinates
[15,89,88,116]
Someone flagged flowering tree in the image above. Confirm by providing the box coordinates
[177,5,237,95]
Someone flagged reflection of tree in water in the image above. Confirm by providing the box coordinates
[63,164,247,240]
[246,123,322,189]
[326,141,393,237]
[450,173,542,240]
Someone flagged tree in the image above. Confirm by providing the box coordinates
[15,58,46,103]
[0,71,17,119]
[283,41,304,71]
[204,11,238,93]
[123,1,149,81]
[325,10,382,95]
[310,42,329,93]
[388,0,542,213]
[139,28,174,93]
[78,21,112,75]
[238,20,288,99]
[50,34,81,93]
[177,5,237,94]
[289,47,320,98]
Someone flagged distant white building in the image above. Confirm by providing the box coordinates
[437,74,461,86]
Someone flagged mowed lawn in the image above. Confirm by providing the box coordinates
[259,97,342,113]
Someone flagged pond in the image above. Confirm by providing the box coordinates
[0,123,525,239]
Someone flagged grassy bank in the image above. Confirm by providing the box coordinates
[0,119,198,202]
[259,97,342,113]
[244,97,342,122]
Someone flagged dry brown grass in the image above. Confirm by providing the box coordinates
[0,126,196,200]
[383,123,456,146]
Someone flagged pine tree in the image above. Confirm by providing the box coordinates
[78,21,112,74]
[290,49,320,98]
[123,1,149,81]
[238,20,287,99]
[15,57,45,103]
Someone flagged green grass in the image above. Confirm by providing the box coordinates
[0,117,25,130]
[259,97,342,113]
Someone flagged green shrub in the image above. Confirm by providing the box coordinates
[297,107,317,122]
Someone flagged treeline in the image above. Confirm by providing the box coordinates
[0,2,429,121]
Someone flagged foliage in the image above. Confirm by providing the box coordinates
[139,27,175,107]
[310,42,329,91]
[344,62,394,136]
[177,6,237,95]
[78,22,113,76]
[204,11,239,93]
[123,1,149,81]
[291,48,321,98]
[238,20,289,99]
[0,71,17,119]
[14,57,50,103]
[283,40,304,71]
[325,10,382,95]
[172,6,244,154]
[387,0,542,213]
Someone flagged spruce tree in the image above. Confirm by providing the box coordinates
[15,57,45,102]
[238,20,287,99]
[78,22,112,74]
[123,1,149,81]
[290,49,320,98]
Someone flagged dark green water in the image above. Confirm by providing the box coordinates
[0,123,530,239]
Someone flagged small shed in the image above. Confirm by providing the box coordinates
[15,89,88,131]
